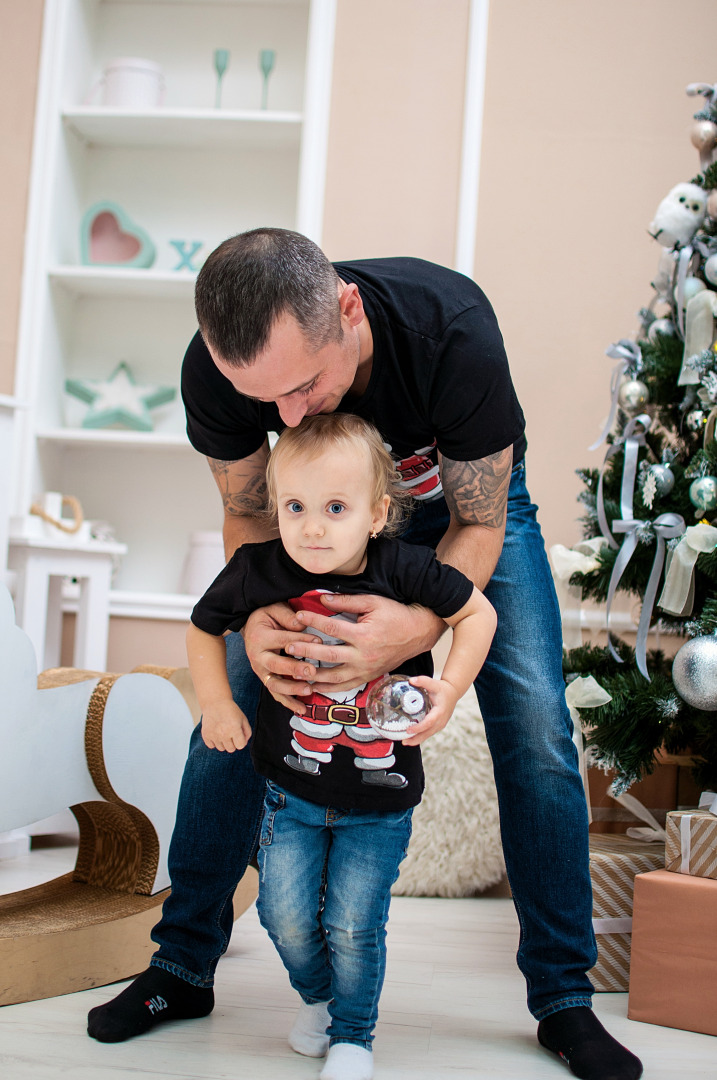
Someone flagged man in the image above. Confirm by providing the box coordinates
[88,229,642,1080]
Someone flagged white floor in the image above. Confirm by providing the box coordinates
[0,844,715,1079]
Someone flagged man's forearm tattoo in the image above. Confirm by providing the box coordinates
[207,458,268,517]
[440,448,513,528]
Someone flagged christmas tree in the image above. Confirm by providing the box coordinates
[560,82,717,796]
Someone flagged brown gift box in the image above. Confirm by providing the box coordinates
[628,869,717,1036]
[588,834,664,992]
[665,808,717,880]
[587,760,701,835]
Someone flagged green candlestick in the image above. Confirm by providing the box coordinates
[214,49,230,108]
[259,49,275,110]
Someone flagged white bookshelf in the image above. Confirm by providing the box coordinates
[13,0,336,617]
[49,265,197,299]
[36,428,193,449]
[62,106,303,150]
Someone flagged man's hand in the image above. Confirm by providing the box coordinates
[201,700,253,752]
[286,593,445,693]
[243,601,324,712]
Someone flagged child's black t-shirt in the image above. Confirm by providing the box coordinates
[191,535,474,810]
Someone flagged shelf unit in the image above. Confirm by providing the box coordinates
[62,105,304,149]
[14,0,336,618]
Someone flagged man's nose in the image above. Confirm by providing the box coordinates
[277,395,308,427]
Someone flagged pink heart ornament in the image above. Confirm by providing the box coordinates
[80,201,156,268]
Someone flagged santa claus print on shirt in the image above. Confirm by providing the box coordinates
[284,590,408,790]
[386,441,443,501]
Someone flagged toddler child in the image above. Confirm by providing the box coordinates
[187,413,496,1080]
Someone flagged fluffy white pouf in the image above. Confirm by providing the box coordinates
[392,690,505,897]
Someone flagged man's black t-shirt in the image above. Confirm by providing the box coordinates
[181,258,526,501]
[191,535,474,810]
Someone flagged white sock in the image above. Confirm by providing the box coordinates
[319,1043,374,1080]
[288,999,331,1057]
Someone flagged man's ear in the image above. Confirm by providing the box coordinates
[338,282,365,328]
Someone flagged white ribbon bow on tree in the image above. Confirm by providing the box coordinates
[549,538,610,649]
[658,523,717,616]
[565,675,613,824]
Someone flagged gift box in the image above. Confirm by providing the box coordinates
[588,834,665,992]
[628,869,717,1036]
[587,761,700,835]
[664,797,717,880]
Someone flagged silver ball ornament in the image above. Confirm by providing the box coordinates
[675,276,707,306]
[672,634,717,711]
[689,475,717,512]
[650,463,675,496]
[618,379,649,413]
[690,118,717,155]
[704,254,717,286]
[647,318,675,342]
[366,674,429,740]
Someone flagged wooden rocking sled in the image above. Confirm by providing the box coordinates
[0,585,257,1006]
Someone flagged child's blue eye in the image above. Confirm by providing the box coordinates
[328,503,345,515]
[287,501,303,513]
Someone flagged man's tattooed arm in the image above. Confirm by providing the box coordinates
[207,439,276,556]
[439,447,513,528]
[436,447,513,589]
[207,453,268,517]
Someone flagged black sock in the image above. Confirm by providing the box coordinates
[537,1006,643,1080]
[87,966,214,1043]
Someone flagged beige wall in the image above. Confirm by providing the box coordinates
[6,0,717,668]
[323,0,470,266]
[0,1,44,395]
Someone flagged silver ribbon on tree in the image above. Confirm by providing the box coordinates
[596,413,651,549]
[596,412,686,678]
[589,340,644,452]
[606,512,685,679]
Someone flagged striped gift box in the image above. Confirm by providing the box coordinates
[588,834,665,992]
[665,808,717,880]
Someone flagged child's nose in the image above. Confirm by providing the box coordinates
[304,515,324,536]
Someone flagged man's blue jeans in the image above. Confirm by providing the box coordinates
[255,782,412,1047]
[151,460,596,1019]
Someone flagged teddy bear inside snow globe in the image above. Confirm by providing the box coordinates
[365,674,430,740]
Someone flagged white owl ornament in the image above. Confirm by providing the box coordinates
[649,182,707,248]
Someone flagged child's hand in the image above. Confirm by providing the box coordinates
[200,700,252,752]
[401,675,460,746]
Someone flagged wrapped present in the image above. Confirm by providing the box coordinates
[665,792,717,880]
[628,869,717,1036]
[587,761,701,835]
[588,834,664,992]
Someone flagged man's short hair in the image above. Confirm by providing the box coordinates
[195,228,342,366]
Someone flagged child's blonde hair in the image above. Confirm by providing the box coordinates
[265,414,413,536]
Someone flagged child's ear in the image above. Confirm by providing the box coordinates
[372,494,391,535]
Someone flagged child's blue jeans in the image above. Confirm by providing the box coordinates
[255,782,413,1048]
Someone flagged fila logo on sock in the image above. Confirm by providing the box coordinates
[145,995,168,1015]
